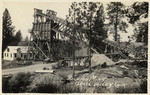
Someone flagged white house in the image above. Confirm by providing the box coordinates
[3,46,33,61]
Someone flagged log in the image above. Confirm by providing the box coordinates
[35,70,55,73]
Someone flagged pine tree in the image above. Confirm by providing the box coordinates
[18,36,29,46]
[107,2,128,42]
[66,2,107,73]
[2,8,15,52]
[66,2,106,51]
[92,4,107,52]
[8,30,22,46]
[127,2,148,44]
[15,30,22,42]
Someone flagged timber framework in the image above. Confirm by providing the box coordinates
[27,8,88,61]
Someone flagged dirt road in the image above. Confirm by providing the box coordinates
[2,54,114,75]
[2,63,56,75]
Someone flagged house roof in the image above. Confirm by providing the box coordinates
[4,46,30,53]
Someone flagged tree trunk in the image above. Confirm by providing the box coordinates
[115,3,118,41]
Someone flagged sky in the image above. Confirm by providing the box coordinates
[3,2,72,39]
[2,1,136,42]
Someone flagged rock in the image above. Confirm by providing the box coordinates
[67,74,73,80]
[91,54,115,67]
[120,65,129,69]
[133,70,139,77]
[86,87,95,93]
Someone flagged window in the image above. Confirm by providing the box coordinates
[5,53,6,57]
[7,53,9,57]
[21,54,23,57]
[10,54,12,57]
[7,48,9,52]
[17,48,21,52]
[30,53,32,57]
[24,55,27,59]
[14,53,17,58]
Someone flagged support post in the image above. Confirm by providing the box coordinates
[111,46,113,59]
[105,45,108,54]
[33,41,48,58]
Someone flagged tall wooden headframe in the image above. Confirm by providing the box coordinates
[30,9,58,60]
[29,8,90,60]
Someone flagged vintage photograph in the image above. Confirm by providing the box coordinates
[1,1,148,93]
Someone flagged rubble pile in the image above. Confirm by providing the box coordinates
[91,54,115,67]
[73,61,147,93]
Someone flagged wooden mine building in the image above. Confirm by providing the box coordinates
[28,8,89,60]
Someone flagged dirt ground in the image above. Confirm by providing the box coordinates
[51,60,147,93]
[2,58,147,93]
[2,60,43,69]
[2,61,56,75]
[72,61,147,93]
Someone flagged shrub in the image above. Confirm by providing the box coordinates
[30,83,60,93]
[132,61,147,68]
[23,61,33,65]
[8,72,33,93]
[140,79,147,93]
[30,82,84,93]
[4,73,86,93]
[28,73,85,93]
[58,83,85,93]
[122,70,128,76]
[2,76,12,93]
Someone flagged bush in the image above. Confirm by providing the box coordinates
[8,72,33,93]
[101,62,107,68]
[23,61,33,65]
[2,76,12,93]
[4,73,85,93]
[28,73,84,93]
[30,83,60,93]
[122,70,128,76]
[2,60,33,69]
[140,79,147,93]
[132,61,147,68]
[30,82,84,93]
[58,83,85,93]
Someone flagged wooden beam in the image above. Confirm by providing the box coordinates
[33,41,48,58]
[35,70,55,73]
[91,47,99,54]
[104,45,108,54]
[105,53,120,55]
[46,41,50,52]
